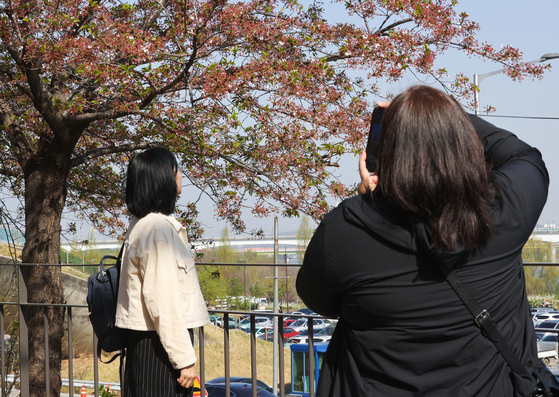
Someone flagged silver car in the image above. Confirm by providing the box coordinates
[533,312,559,323]
[537,333,558,353]
[289,318,326,332]
[288,325,335,344]
[240,316,273,332]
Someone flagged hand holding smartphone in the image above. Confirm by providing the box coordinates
[365,105,385,173]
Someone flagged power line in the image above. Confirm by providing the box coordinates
[481,114,559,120]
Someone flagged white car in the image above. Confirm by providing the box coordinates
[537,333,559,365]
[289,318,326,332]
[240,316,273,332]
[537,333,558,352]
[254,326,270,338]
[533,312,559,323]
[324,318,338,327]
[288,325,335,344]
[534,320,559,331]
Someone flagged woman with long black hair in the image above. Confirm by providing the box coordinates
[297,85,549,396]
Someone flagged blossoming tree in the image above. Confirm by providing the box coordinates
[0,0,548,394]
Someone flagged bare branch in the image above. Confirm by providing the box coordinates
[218,153,263,175]
[69,107,132,125]
[375,17,414,35]
[70,141,163,168]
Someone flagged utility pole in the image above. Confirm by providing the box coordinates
[264,218,289,395]
[273,217,279,396]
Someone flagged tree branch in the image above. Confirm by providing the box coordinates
[141,0,168,31]
[69,108,128,125]
[0,166,22,178]
[0,97,33,170]
[68,2,98,38]
[70,141,163,168]
[3,16,59,127]
[375,16,414,35]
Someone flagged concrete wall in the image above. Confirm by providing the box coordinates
[0,257,21,332]
[0,256,94,357]
[62,271,94,356]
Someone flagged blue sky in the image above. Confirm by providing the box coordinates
[190,0,559,237]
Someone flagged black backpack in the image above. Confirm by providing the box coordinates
[86,246,125,363]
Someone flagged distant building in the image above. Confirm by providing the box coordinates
[533,222,559,243]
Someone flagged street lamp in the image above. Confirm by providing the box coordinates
[474,52,559,115]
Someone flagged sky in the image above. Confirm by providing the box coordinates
[186,0,559,238]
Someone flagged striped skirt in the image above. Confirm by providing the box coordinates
[122,329,194,397]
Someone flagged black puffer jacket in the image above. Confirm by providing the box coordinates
[296,116,549,397]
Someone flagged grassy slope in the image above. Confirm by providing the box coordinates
[62,324,292,391]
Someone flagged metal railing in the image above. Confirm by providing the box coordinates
[2,261,558,397]
[0,261,322,397]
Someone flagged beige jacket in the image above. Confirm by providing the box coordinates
[115,213,210,369]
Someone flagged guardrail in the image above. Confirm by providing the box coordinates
[0,261,320,397]
[4,375,121,392]
[1,261,558,397]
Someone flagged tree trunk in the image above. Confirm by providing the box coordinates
[22,159,67,397]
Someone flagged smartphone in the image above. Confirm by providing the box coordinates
[365,106,385,172]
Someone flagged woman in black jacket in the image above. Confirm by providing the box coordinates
[296,85,549,396]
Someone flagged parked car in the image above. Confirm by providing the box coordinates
[239,318,250,330]
[287,328,314,345]
[537,333,558,353]
[312,325,336,343]
[241,325,269,339]
[281,327,300,339]
[258,326,299,341]
[534,320,559,340]
[533,312,559,323]
[288,325,335,344]
[324,318,338,327]
[532,313,540,322]
[207,377,272,393]
[3,334,17,355]
[283,318,297,327]
[535,320,559,331]
[204,383,276,397]
[289,318,326,332]
[213,315,237,329]
[240,316,273,332]
[255,327,269,338]
[532,307,557,314]
[537,333,559,365]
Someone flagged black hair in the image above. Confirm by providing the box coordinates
[126,147,178,218]
[375,85,495,251]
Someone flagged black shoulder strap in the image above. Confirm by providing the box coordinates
[116,242,124,267]
[434,261,530,376]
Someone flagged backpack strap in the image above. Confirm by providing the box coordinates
[434,261,530,376]
[98,341,122,364]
